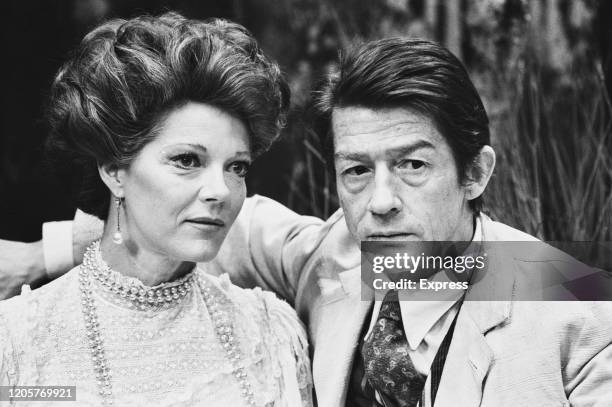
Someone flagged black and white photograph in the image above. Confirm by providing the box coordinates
[1,0,611,406]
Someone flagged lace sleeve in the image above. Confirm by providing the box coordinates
[261,291,313,407]
[0,310,16,387]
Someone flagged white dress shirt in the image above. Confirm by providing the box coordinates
[364,216,483,375]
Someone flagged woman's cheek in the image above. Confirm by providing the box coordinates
[227,177,247,216]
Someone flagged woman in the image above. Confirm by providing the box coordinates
[0,13,312,406]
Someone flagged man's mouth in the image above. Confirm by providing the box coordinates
[366,233,416,241]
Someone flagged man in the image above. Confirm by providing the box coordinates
[4,38,612,406]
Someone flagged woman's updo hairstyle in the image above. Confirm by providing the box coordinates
[47,12,289,219]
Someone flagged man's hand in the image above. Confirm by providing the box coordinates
[0,239,46,300]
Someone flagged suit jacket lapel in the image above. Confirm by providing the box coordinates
[312,267,372,407]
[430,300,508,406]
[431,217,516,407]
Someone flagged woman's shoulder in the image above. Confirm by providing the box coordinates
[0,266,83,385]
[0,266,81,335]
[200,271,301,325]
[197,270,313,406]
[197,270,310,351]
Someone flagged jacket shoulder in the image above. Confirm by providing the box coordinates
[480,213,541,242]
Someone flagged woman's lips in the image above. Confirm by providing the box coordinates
[185,217,225,231]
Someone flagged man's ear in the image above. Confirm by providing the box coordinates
[98,163,125,198]
[465,145,496,200]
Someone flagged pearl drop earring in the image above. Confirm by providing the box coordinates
[112,196,124,245]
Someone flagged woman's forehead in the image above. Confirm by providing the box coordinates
[152,102,250,149]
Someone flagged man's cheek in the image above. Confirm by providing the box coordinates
[341,205,361,238]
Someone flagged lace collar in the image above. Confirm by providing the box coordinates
[82,240,196,311]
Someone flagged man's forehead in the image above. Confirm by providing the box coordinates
[331,106,429,130]
[331,106,445,153]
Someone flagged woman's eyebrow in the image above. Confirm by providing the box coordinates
[161,143,208,152]
[180,143,207,152]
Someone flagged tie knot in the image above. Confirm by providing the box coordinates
[379,290,401,321]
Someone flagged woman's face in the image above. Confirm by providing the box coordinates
[116,102,251,263]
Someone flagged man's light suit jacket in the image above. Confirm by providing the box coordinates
[209,196,612,407]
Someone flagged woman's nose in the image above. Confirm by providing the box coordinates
[197,166,231,203]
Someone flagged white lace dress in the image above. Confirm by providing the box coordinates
[0,266,312,406]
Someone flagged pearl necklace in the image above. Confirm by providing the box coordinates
[82,241,193,310]
[78,241,258,406]
[197,272,256,406]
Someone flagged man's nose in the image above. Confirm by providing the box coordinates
[367,168,401,216]
[197,166,231,203]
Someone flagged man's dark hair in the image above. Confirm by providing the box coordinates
[317,38,490,212]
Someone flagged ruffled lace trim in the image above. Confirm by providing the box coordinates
[201,271,313,406]
[0,285,48,389]
[92,245,196,290]
[260,290,313,407]
[0,311,15,386]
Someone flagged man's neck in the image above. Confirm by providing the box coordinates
[453,209,477,242]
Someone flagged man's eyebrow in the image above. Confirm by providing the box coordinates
[388,140,435,156]
[334,151,369,161]
[334,140,435,161]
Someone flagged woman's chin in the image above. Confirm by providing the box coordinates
[171,242,221,264]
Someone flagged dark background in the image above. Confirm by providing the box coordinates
[2,0,611,243]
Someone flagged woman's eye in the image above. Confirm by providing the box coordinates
[171,153,200,169]
[344,165,370,176]
[229,161,250,177]
[398,159,426,170]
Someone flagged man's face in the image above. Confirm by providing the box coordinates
[333,107,475,243]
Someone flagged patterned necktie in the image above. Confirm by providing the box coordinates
[362,291,426,407]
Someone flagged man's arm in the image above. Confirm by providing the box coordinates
[39,212,103,279]
[0,240,46,299]
[210,195,329,304]
[0,212,104,300]
[565,302,612,406]
[69,211,105,265]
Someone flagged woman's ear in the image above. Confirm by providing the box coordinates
[465,145,496,200]
[98,163,125,198]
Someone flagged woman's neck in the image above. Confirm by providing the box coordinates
[98,232,195,287]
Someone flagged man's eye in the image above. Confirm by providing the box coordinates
[229,161,250,177]
[344,165,370,176]
[171,153,200,169]
[398,159,425,170]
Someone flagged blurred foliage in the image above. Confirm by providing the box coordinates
[485,57,612,241]
[2,0,610,243]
